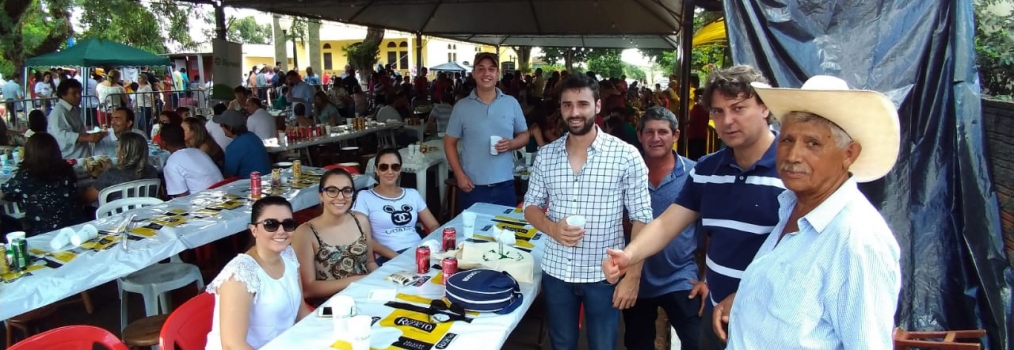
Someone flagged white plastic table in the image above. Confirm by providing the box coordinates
[0,168,373,320]
[259,203,545,350]
[365,138,448,203]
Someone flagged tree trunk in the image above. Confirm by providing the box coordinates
[513,46,532,74]
[565,50,574,73]
[357,26,385,84]
[2,0,73,78]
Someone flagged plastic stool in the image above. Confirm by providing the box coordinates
[118,258,205,331]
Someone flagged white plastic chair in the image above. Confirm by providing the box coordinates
[95,197,164,219]
[95,198,205,331]
[1,199,25,219]
[97,178,161,207]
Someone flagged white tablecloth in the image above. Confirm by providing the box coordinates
[365,139,448,203]
[260,203,544,350]
[264,122,404,153]
[0,168,373,320]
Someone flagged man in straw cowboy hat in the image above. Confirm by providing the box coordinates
[712,75,902,349]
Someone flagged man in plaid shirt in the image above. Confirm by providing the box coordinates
[523,74,653,350]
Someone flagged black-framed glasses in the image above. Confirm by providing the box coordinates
[252,218,298,232]
[321,186,355,198]
[377,163,402,172]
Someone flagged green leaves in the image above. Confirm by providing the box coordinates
[974,1,1014,99]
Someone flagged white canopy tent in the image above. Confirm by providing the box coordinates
[216,0,688,49]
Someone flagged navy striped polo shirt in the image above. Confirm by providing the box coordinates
[674,133,785,314]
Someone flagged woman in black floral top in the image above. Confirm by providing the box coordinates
[0,133,87,236]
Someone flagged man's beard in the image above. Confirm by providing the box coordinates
[567,116,595,136]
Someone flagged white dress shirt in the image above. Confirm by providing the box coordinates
[727,178,901,350]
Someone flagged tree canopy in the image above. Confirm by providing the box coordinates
[203,16,273,45]
[975,0,1014,100]
[0,0,201,78]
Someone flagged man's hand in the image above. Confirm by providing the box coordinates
[454,172,474,192]
[549,217,584,247]
[494,138,511,153]
[602,248,631,284]
[713,293,735,343]
[689,280,709,317]
[612,276,639,309]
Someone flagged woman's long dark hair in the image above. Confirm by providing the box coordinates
[19,133,73,183]
[318,167,357,204]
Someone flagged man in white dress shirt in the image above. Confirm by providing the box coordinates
[243,97,278,140]
[712,76,902,349]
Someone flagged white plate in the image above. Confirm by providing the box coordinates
[274,162,293,168]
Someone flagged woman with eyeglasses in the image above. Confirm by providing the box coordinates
[352,148,441,265]
[292,168,378,301]
[206,196,311,350]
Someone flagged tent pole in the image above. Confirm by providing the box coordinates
[678,0,695,156]
[416,32,423,78]
[22,66,29,109]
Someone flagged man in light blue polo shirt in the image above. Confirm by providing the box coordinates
[444,52,528,209]
[602,65,785,350]
[622,106,704,350]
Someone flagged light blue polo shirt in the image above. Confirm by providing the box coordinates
[446,88,527,185]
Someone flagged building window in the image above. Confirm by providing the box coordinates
[453,53,457,61]
[387,52,397,67]
[387,42,396,48]
[448,53,453,62]
[323,43,332,49]
[399,42,409,69]
[323,52,333,70]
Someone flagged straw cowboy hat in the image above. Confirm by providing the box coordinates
[751,75,901,182]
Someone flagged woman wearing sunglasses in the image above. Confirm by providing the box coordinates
[292,168,379,302]
[206,196,312,350]
[353,148,441,265]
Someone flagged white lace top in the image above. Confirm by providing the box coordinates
[205,246,301,350]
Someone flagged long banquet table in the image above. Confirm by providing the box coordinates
[260,203,546,350]
[264,121,403,153]
[0,168,374,321]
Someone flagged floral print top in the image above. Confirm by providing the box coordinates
[307,215,369,281]
[1,169,87,236]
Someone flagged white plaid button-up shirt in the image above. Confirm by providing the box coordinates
[524,128,653,283]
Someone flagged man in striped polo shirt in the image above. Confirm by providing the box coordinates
[602,65,784,350]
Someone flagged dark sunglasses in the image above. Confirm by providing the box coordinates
[321,186,355,198]
[377,163,402,172]
[252,218,298,232]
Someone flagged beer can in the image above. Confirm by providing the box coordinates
[0,243,7,274]
[271,168,282,187]
[441,258,458,283]
[250,171,262,198]
[12,239,27,271]
[292,160,302,180]
[416,246,431,274]
[442,227,457,252]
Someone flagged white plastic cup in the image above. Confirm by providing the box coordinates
[0,153,7,164]
[331,295,356,336]
[51,228,74,250]
[6,231,25,244]
[566,215,586,229]
[80,224,99,240]
[69,230,90,247]
[462,211,477,238]
[490,135,503,155]
[348,315,373,350]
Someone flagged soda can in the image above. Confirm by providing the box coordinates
[250,171,262,198]
[416,246,431,274]
[442,227,457,252]
[4,244,15,272]
[441,258,458,283]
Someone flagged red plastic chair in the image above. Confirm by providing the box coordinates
[323,164,360,174]
[9,325,129,350]
[159,292,215,350]
[207,177,240,190]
